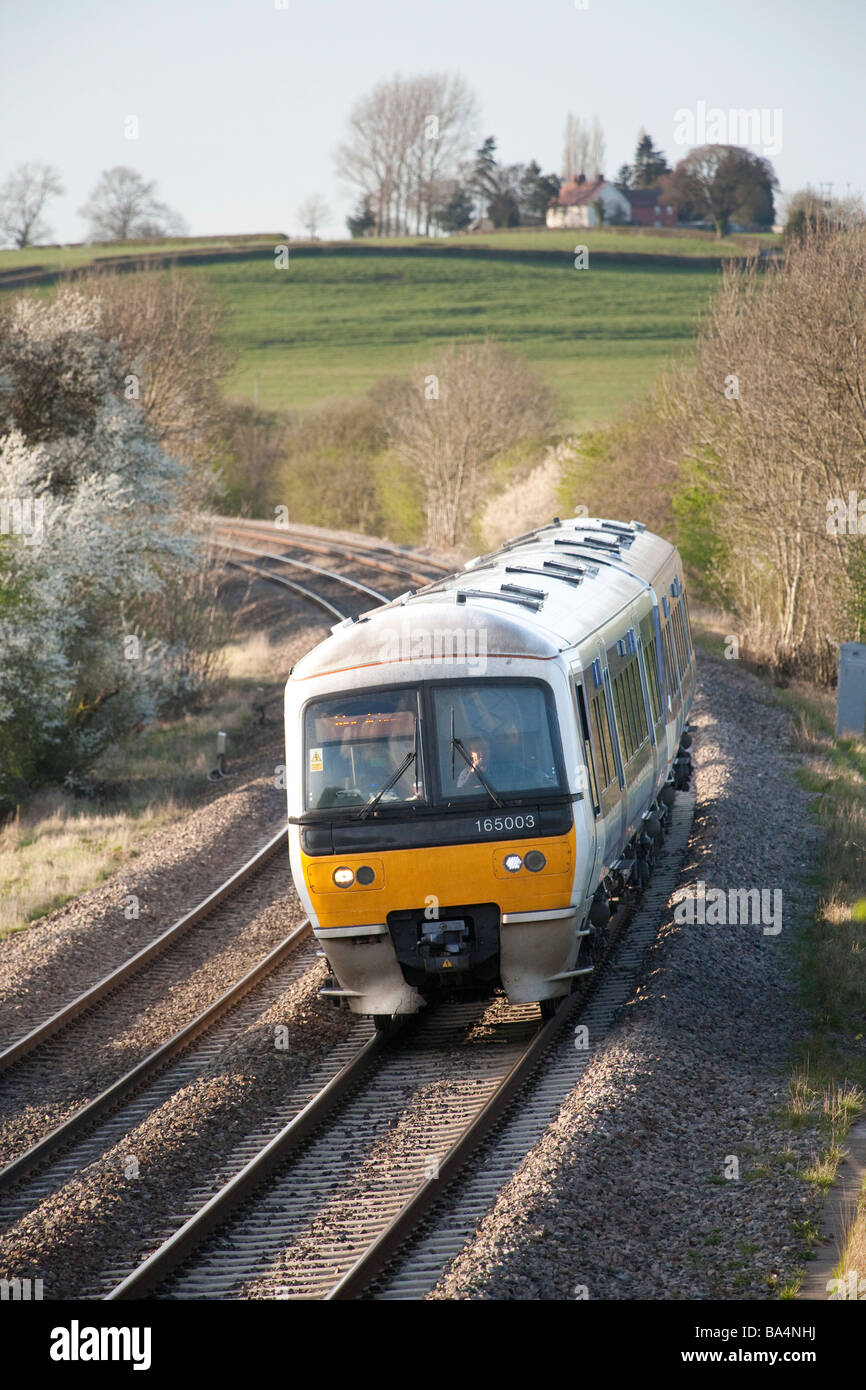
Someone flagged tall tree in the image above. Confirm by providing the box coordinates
[562,114,605,180]
[79,167,186,242]
[631,129,670,187]
[0,162,64,248]
[433,183,474,232]
[334,72,478,237]
[517,161,561,224]
[668,145,778,237]
[346,195,376,238]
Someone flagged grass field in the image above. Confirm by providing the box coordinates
[197,250,721,425]
[0,224,777,274]
[371,226,777,256]
[0,229,739,425]
[0,233,281,273]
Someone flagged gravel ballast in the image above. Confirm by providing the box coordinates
[429,649,825,1301]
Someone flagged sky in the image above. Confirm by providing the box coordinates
[1,0,862,242]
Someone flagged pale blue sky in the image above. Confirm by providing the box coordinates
[1,0,862,242]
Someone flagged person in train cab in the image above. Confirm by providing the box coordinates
[457,736,491,788]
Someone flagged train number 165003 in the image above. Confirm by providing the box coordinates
[474,813,536,834]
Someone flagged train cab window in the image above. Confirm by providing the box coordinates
[430,680,563,802]
[303,687,423,810]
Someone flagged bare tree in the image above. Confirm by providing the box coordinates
[562,114,606,181]
[72,268,232,480]
[78,167,187,242]
[587,116,606,180]
[297,193,331,238]
[0,162,65,248]
[662,219,866,680]
[377,340,558,548]
[335,73,478,236]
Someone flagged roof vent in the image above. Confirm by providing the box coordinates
[505,564,581,589]
[500,582,547,600]
[456,588,542,612]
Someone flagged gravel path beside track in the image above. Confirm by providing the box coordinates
[429,650,825,1300]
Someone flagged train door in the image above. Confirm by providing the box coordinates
[577,650,624,865]
[569,666,602,895]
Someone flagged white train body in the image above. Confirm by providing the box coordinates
[284,517,695,1020]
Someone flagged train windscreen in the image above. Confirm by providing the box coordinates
[303,688,423,811]
[430,681,562,802]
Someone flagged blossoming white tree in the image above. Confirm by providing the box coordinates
[0,290,201,810]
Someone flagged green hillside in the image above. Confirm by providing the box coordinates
[0,232,737,427]
[198,250,721,426]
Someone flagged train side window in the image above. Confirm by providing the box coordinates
[662,620,680,689]
[603,670,625,785]
[574,681,600,813]
[639,614,664,724]
[671,601,689,674]
[588,690,615,790]
[682,591,694,657]
[626,657,649,745]
[612,658,649,763]
[611,673,631,761]
[642,634,663,723]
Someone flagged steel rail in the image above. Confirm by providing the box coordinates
[102,896,635,1301]
[218,542,388,605]
[224,558,349,621]
[217,522,447,588]
[213,516,451,576]
[0,827,289,1077]
[101,791,694,1302]
[0,915,311,1194]
[105,1030,392,1300]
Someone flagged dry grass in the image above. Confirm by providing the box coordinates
[836,1182,866,1296]
[479,453,562,552]
[0,791,178,936]
[691,609,866,1293]
[0,628,282,937]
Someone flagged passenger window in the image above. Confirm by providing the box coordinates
[589,690,615,789]
[574,681,600,813]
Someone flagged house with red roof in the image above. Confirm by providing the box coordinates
[546,173,631,229]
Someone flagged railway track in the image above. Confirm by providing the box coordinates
[212,516,451,583]
[0,528,441,1202]
[214,517,453,619]
[0,832,313,1196]
[105,790,694,1302]
[3,525,696,1303]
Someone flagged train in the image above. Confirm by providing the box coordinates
[284,516,694,1028]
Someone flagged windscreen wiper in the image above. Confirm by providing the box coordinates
[451,735,503,808]
[359,750,415,819]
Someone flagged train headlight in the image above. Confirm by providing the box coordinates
[524,851,546,873]
[333,866,355,887]
[504,853,523,873]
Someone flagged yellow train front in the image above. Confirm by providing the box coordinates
[284,519,694,1026]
